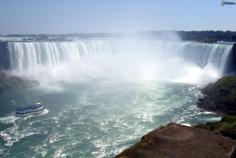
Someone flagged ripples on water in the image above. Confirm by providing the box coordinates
[0,81,221,157]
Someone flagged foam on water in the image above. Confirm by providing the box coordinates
[38,109,49,116]
[0,123,40,147]
[0,109,49,148]
[0,116,18,124]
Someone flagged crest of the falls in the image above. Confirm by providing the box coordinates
[176,42,232,72]
[8,40,113,71]
[6,39,233,83]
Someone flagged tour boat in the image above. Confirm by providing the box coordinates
[15,103,45,116]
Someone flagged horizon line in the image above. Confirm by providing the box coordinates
[1,30,236,36]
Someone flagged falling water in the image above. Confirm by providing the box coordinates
[5,39,233,83]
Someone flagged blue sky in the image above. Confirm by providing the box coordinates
[0,0,235,34]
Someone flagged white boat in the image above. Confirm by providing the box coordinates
[15,103,45,117]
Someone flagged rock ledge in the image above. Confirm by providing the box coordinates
[115,123,236,158]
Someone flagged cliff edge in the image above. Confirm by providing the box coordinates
[115,123,236,158]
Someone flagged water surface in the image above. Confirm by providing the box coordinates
[0,81,221,157]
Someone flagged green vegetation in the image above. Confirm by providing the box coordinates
[159,125,166,129]
[198,76,236,114]
[215,76,236,103]
[177,31,236,43]
[197,77,236,139]
[221,115,236,122]
[217,76,236,88]
[196,115,236,139]
[227,89,236,103]
[141,31,236,43]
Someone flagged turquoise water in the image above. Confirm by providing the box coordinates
[0,81,221,157]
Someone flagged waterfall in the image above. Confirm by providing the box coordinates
[2,39,234,83]
[8,40,113,72]
[151,42,233,73]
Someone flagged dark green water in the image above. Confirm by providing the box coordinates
[0,81,221,158]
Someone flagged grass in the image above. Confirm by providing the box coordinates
[217,76,236,88]
[196,115,236,138]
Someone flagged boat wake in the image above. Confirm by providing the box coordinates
[0,115,18,124]
[38,109,49,116]
[0,109,49,148]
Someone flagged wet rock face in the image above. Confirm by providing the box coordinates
[197,76,236,114]
[115,123,236,158]
[0,70,38,92]
[0,41,10,69]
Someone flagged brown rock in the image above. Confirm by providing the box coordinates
[115,123,236,158]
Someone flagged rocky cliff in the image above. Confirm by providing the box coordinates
[0,41,10,69]
[0,69,38,92]
[115,123,236,158]
[198,76,236,114]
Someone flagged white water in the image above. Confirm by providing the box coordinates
[7,39,233,84]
